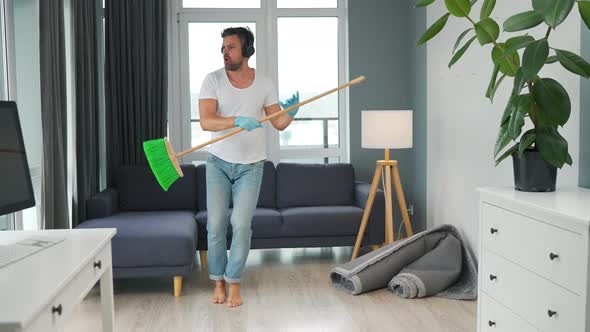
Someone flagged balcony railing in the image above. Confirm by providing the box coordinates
[191,116,339,163]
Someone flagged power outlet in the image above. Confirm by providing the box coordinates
[407,204,415,216]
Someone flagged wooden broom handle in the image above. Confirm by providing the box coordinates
[175,75,366,158]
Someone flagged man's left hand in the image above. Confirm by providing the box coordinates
[279,91,300,117]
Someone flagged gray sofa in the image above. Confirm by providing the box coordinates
[77,162,386,296]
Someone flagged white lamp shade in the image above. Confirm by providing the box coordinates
[361,110,413,149]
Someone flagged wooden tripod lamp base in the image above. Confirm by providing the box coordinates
[351,150,414,260]
[354,110,414,260]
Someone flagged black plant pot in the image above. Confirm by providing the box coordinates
[512,149,557,192]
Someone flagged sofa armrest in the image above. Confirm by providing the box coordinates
[87,188,119,219]
[354,181,386,245]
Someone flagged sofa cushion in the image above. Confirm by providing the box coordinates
[196,161,276,210]
[195,208,282,239]
[77,211,197,268]
[276,163,355,208]
[280,206,363,237]
[116,164,197,211]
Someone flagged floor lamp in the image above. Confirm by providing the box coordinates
[351,110,415,260]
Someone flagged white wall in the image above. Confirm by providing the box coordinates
[426,1,581,255]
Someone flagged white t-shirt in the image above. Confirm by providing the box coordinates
[199,68,278,164]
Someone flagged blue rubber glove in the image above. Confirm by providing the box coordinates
[279,91,300,117]
[234,116,263,131]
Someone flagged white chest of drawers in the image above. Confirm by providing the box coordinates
[0,229,116,332]
[477,187,590,332]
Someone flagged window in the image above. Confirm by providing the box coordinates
[277,0,337,8]
[12,0,42,230]
[277,17,339,152]
[186,22,257,148]
[183,0,260,8]
[171,0,348,164]
[0,215,8,231]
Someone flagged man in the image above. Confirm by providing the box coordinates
[198,27,299,308]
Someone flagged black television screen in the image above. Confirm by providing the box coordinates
[0,101,35,215]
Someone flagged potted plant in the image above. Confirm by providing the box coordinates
[416,0,590,192]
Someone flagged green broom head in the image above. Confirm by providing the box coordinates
[143,137,184,191]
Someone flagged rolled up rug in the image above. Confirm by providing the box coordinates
[388,232,462,298]
[330,224,477,300]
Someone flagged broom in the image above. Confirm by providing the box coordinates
[144,75,366,191]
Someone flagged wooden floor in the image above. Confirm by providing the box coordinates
[64,247,477,332]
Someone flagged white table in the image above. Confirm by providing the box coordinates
[0,228,117,332]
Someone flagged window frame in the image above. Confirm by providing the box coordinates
[2,0,15,230]
[169,0,349,165]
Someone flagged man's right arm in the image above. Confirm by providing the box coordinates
[199,98,236,132]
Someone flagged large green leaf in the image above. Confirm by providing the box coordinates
[492,43,519,77]
[486,64,501,100]
[534,99,551,126]
[453,28,474,53]
[475,17,500,45]
[417,13,451,46]
[555,49,590,78]
[512,68,526,95]
[480,0,496,19]
[536,126,569,168]
[497,35,535,61]
[445,0,471,17]
[495,143,518,166]
[449,36,477,68]
[546,55,559,64]
[522,39,549,80]
[494,122,512,157]
[533,78,571,126]
[416,0,436,7]
[503,11,545,32]
[487,74,506,103]
[518,129,536,157]
[508,94,532,139]
[505,35,534,47]
[532,0,576,28]
[500,94,517,126]
[580,1,590,30]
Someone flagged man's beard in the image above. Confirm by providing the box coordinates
[225,59,242,71]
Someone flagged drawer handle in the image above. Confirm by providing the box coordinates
[547,310,557,318]
[490,228,498,235]
[549,252,559,261]
[94,260,102,269]
[52,304,62,316]
[489,274,497,281]
[488,320,496,327]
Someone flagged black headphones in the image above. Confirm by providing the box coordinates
[221,27,255,58]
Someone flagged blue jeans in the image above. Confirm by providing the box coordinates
[205,153,264,283]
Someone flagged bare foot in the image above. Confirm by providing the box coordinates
[227,283,244,308]
[211,280,226,304]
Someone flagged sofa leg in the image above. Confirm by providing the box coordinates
[174,276,183,297]
[199,250,208,271]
